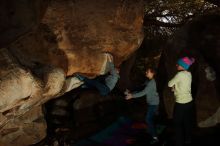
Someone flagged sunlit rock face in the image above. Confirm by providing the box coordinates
[8,0,144,77]
[0,0,145,145]
[158,13,220,127]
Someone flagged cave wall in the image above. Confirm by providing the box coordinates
[0,0,49,48]
[158,12,220,127]
[0,0,145,145]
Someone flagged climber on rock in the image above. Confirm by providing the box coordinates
[75,53,120,96]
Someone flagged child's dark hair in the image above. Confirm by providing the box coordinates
[147,66,157,74]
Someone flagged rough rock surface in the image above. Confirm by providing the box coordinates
[0,0,145,145]
[0,106,46,146]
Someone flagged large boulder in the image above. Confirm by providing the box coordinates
[11,0,144,76]
[0,0,145,145]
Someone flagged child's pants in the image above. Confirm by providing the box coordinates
[146,105,158,137]
[83,77,110,96]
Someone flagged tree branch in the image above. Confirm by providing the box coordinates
[144,19,184,27]
[144,13,195,28]
[205,0,220,6]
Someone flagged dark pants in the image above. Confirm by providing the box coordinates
[146,105,158,137]
[173,101,193,146]
[83,77,110,96]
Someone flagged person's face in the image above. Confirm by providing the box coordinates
[176,64,185,71]
[145,69,154,79]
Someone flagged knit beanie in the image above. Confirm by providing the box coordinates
[177,57,195,70]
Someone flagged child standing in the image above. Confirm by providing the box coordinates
[125,67,160,144]
[168,56,195,146]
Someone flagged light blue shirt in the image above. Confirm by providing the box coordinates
[105,62,120,91]
[132,79,159,105]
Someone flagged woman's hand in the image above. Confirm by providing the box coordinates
[125,93,133,100]
[124,89,130,95]
[171,86,175,92]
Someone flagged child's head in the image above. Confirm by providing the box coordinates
[176,57,195,71]
[145,67,156,79]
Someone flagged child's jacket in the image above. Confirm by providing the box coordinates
[132,79,159,105]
